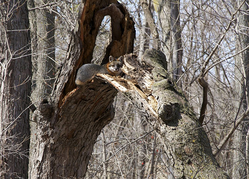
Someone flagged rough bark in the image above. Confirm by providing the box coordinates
[27,0,55,104]
[28,0,135,178]
[29,79,117,178]
[118,50,229,178]
[28,0,229,178]
[157,0,183,82]
[0,1,31,178]
[231,0,249,178]
[27,1,56,178]
[63,0,135,95]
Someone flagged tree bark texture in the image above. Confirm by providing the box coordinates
[118,50,229,178]
[231,0,249,178]
[28,0,135,178]
[157,0,183,82]
[141,0,159,49]
[27,0,55,104]
[28,0,229,178]
[63,0,135,95]
[29,79,117,178]
[0,1,31,178]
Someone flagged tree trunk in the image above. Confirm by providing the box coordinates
[157,0,182,82]
[232,0,249,178]
[120,49,229,178]
[27,1,56,178]
[0,1,31,178]
[141,0,159,50]
[232,38,247,179]
[28,0,135,178]
[28,0,229,178]
[27,0,55,104]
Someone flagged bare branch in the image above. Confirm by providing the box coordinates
[198,77,208,125]
[141,0,159,49]
[214,108,249,156]
[201,0,246,77]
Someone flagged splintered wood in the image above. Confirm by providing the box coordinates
[97,53,158,118]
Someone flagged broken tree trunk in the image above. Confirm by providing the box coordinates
[28,0,228,178]
[99,50,229,178]
[29,47,230,178]
[63,0,135,95]
[28,0,135,178]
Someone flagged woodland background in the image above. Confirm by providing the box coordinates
[1,0,249,178]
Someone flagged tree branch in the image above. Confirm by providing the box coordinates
[197,0,246,125]
[201,0,245,77]
[213,108,249,156]
[198,77,208,125]
[141,0,159,49]
[95,4,124,41]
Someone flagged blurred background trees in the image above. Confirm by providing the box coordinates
[1,0,249,178]
[87,0,249,178]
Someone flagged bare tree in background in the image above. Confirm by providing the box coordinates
[28,0,55,102]
[0,1,31,178]
[155,0,182,82]
[231,0,249,178]
[27,0,56,177]
[2,0,249,178]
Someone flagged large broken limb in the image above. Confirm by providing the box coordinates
[29,49,229,178]
[62,0,135,96]
[97,50,229,178]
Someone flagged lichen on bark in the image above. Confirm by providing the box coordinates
[140,49,229,178]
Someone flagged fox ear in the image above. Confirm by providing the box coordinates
[109,56,115,62]
[118,56,124,62]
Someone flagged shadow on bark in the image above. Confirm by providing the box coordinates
[28,0,229,178]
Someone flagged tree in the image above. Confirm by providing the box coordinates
[27,0,55,102]
[155,0,182,82]
[231,0,249,178]
[0,0,31,178]
[2,0,249,178]
[28,0,135,178]
[27,0,230,178]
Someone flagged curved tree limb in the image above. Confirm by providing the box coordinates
[62,0,135,96]
[29,1,135,178]
[198,77,208,125]
[28,1,229,178]
[197,0,246,125]
[214,108,249,156]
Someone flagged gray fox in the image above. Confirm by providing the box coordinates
[75,56,123,86]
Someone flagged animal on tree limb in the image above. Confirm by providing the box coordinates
[28,0,230,178]
[62,1,135,96]
[66,49,229,178]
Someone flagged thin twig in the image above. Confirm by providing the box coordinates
[201,0,246,77]
[197,0,246,125]
[205,44,249,74]
[214,108,249,156]
[200,0,245,77]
